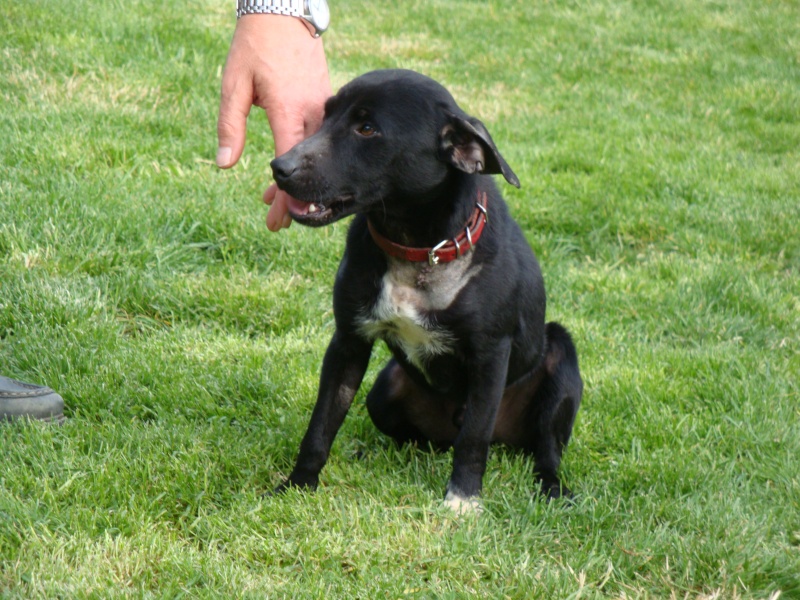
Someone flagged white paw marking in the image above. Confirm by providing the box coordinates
[443,490,483,515]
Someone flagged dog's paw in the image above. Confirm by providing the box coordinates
[268,477,318,497]
[443,490,483,515]
[540,479,574,503]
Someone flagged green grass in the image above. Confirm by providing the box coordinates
[1,0,798,597]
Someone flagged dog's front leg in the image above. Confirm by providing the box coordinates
[443,337,512,513]
[275,330,372,493]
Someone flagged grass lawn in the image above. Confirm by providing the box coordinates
[1,0,798,597]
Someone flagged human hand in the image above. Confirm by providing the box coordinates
[217,15,331,231]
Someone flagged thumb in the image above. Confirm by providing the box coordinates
[216,69,252,169]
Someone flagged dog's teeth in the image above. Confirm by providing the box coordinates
[308,203,318,214]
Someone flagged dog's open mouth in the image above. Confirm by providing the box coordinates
[286,195,357,227]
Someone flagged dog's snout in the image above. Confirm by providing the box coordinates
[270,155,300,187]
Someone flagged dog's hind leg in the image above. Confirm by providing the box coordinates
[366,359,460,450]
[524,322,583,500]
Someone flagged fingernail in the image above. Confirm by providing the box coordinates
[216,147,232,168]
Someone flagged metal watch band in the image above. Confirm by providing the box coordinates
[236,0,303,20]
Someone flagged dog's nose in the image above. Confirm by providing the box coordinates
[270,155,299,187]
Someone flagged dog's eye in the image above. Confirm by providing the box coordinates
[356,123,378,137]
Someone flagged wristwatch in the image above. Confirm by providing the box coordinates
[236,0,330,38]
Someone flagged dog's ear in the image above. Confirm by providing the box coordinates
[438,113,520,188]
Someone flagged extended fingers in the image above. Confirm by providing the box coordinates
[266,189,292,231]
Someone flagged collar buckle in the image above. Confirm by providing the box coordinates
[428,239,449,266]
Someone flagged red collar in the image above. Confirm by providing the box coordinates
[367,192,489,266]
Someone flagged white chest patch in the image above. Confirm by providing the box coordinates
[356,255,482,375]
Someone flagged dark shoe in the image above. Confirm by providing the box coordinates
[0,376,65,424]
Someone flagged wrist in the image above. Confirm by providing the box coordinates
[236,0,330,38]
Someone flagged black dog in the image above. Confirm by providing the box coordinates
[270,69,582,512]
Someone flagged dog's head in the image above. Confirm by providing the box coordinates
[271,69,519,227]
